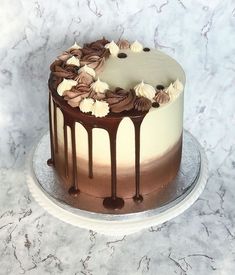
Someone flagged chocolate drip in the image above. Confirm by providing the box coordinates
[68,121,80,196]
[131,116,146,203]
[47,94,54,166]
[48,75,148,210]
[53,101,58,154]
[103,121,124,210]
[63,123,69,178]
[86,127,93,179]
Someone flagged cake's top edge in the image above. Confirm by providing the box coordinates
[49,38,185,118]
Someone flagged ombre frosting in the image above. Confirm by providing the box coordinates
[48,37,186,213]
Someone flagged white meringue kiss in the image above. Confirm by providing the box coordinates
[69,41,82,50]
[57,79,77,96]
[92,100,110,117]
[166,79,184,100]
[66,56,80,66]
[134,81,155,101]
[105,40,119,57]
[79,98,95,113]
[78,64,96,77]
[91,78,109,94]
[130,40,143,52]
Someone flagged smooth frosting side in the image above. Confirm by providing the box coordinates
[54,92,183,167]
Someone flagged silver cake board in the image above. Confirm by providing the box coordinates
[26,130,208,235]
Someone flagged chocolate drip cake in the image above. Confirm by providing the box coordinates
[48,38,185,213]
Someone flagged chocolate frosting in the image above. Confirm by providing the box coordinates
[50,60,78,79]
[76,71,94,85]
[106,88,136,113]
[154,91,170,104]
[80,55,106,74]
[82,38,110,58]
[89,90,106,100]
[117,39,130,49]
[63,83,90,107]
[58,48,83,61]
[134,97,152,111]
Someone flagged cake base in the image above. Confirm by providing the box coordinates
[26,130,208,235]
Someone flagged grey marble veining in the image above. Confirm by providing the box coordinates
[0,0,235,274]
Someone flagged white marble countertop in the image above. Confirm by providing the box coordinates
[1,0,235,274]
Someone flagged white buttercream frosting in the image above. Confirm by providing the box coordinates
[78,65,96,77]
[92,100,110,117]
[173,78,184,92]
[130,40,143,52]
[69,42,82,50]
[79,98,95,113]
[57,79,77,96]
[134,81,155,100]
[90,78,109,94]
[166,79,184,100]
[105,40,119,56]
[66,56,80,66]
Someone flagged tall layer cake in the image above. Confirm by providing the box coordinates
[48,38,185,213]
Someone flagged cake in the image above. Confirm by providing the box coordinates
[48,38,185,213]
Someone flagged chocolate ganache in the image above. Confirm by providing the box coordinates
[48,38,185,212]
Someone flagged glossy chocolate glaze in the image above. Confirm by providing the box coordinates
[48,75,148,210]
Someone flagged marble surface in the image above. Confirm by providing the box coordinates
[0,0,235,274]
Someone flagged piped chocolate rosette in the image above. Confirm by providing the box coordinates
[50,38,184,118]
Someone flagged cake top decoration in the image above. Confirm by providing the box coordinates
[50,38,184,117]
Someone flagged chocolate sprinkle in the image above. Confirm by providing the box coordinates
[143,47,150,52]
[118,53,127,58]
[156,85,165,90]
[152,102,160,108]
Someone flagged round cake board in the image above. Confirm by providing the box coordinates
[26,130,208,236]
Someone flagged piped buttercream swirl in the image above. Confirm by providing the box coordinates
[106,88,136,113]
[82,38,110,58]
[134,97,152,111]
[80,55,105,74]
[154,91,170,104]
[76,71,93,85]
[117,39,130,49]
[50,60,77,79]
[63,83,90,107]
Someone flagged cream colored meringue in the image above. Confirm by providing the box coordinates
[90,78,109,94]
[130,40,143,52]
[173,78,184,93]
[57,79,77,96]
[78,65,96,77]
[134,81,155,100]
[79,98,95,113]
[166,80,183,100]
[165,83,175,96]
[105,40,119,56]
[66,56,80,66]
[92,100,110,117]
[69,42,82,50]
